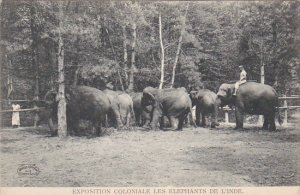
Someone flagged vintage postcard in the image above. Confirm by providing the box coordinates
[0,0,299,195]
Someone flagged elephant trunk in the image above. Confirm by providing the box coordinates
[211,97,221,128]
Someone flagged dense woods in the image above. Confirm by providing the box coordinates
[1,0,299,100]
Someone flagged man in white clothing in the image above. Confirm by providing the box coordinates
[233,66,247,96]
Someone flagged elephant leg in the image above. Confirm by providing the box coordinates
[126,109,130,127]
[142,111,151,127]
[94,120,102,137]
[235,107,244,129]
[159,116,164,129]
[102,115,108,128]
[262,115,269,130]
[201,112,206,127]
[177,115,185,131]
[68,117,79,136]
[135,111,141,126]
[169,116,177,130]
[111,105,123,128]
[195,106,201,127]
[184,113,190,127]
[48,118,57,136]
[268,114,276,131]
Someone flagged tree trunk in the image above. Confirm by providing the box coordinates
[158,12,165,89]
[128,22,136,92]
[260,41,265,84]
[7,57,13,104]
[122,25,129,85]
[105,28,125,91]
[30,3,40,126]
[72,4,80,88]
[57,1,67,137]
[170,4,189,88]
[258,40,264,124]
[30,3,39,99]
[211,97,221,128]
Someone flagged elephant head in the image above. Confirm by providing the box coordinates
[216,83,235,102]
[42,89,72,136]
[211,83,235,128]
[141,87,163,129]
[189,91,199,107]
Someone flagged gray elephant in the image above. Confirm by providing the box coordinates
[131,92,152,127]
[103,89,124,128]
[117,92,135,127]
[211,82,282,130]
[190,89,217,127]
[141,87,196,130]
[42,86,111,137]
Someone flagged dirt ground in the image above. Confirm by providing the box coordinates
[1,122,299,187]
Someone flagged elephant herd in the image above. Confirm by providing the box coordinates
[40,81,282,137]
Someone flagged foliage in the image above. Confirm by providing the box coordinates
[1,0,299,101]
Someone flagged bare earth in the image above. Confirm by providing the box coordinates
[1,124,299,187]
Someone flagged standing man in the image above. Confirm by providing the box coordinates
[12,103,21,128]
[233,65,247,96]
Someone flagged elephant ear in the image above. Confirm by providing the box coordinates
[142,91,156,106]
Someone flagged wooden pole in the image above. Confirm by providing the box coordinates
[225,111,229,124]
[283,95,288,125]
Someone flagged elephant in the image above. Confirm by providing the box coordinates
[103,89,124,128]
[43,86,111,137]
[211,82,282,131]
[141,86,196,130]
[103,89,136,128]
[190,89,217,127]
[131,92,152,127]
[117,92,135,127]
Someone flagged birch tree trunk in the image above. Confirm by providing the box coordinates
[122,25,129,85]
[57,1,67,137]
[170,4,189,88]
[128,22,136,92]
[158,12,165,89]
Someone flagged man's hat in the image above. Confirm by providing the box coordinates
[239,65,244,69]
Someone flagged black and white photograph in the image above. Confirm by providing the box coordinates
[0,0,299,191]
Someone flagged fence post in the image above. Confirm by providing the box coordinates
[225,110,229,124]
[283,95,288,125]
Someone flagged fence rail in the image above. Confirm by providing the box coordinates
[0,108,44,113]
[1,96,300,126]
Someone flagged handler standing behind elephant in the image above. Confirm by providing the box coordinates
[233,65,247,96]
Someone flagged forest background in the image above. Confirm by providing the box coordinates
[1,0,299,104]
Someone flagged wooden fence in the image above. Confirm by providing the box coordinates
[1,95,300,126]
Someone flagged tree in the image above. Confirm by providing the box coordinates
[170,3,189,88]
[158,11,165,89]
[56,1,67,137]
